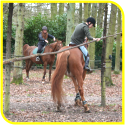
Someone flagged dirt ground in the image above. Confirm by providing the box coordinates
[3,69,122,122]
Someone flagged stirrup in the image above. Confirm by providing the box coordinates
[84,67,93,73]
[36,57,40,61]
[84,66,90,71]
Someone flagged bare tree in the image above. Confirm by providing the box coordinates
[51,3,57,19]
[4,3,13,115]
[66,3,75,45]
[105,4,117,86]
[79,3,82,23]
[114,8,122,74]
[59,3,64,15]
[11,3,25,84]
[88,3,97,69]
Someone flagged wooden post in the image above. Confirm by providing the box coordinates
[101,3,107,107]
[3,32,122,65]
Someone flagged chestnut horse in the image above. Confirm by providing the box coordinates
[51,39,91,113]
[23,40,63,83]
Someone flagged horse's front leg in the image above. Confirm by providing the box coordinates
[42,62,47,83]
[26,60,29,79]
[49,63,53,81]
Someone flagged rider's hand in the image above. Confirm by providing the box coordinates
[53,37,56,41]
[93,38,100,42]
[96,38,101,42]
[45,40,48,43]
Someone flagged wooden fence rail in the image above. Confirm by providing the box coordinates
[3,32,122,65]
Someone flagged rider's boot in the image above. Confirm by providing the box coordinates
[84,54,92,73]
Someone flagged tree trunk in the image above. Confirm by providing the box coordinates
[66,3,75,45]
[84,3,88,22]
[88,3,91,17]
[11,3,25,85]
[4,3,13,115]
[114,8,122,74]
[105,4,117,86]
[101,3,108,107]
[97,3,105,28]
[51,3,57,19]
[88,3,97,69]
[59,3,64,15]
[79,3,82,23]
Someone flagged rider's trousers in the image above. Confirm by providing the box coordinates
[79,45,88,57]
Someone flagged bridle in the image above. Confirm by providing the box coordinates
[48,41,62,52]
[48,43,57,52]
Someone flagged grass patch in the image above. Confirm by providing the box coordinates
[64,75,69,79]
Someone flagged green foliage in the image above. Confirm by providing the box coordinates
[95,26,122,58]
[95,26,122,70]
[95,26,103,58]
[112,40,122,70]
[24,13,67,46]
[113,40,122,53]
[3,13,67,53]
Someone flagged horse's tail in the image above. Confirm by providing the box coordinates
[51,50,70,104]
[23,44,29,56]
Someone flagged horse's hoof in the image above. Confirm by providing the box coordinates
[42,81,45,84]
[74,99,82,107]
[85,110,91,113]
[56,109,62,112]
[26,78,30,81]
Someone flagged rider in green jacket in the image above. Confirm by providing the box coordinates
[71,17,100,71]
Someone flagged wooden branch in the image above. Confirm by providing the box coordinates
[3,32,122,65]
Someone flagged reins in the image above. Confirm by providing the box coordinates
[48,43,57,52]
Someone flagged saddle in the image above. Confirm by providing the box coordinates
[69,44,77,46]
[32,46,45,55]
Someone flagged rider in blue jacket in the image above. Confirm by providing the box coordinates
[36,26,55,61]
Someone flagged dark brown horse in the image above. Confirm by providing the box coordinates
[23,40,63,83]
[51,39,91,113]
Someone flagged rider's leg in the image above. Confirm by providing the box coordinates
[79,46,91,71]
[36,43,43,61]
[84,53,91,71]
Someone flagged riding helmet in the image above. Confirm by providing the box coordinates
[87,17,96,27]
[42,26,47,30]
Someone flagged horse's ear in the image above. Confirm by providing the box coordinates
[62,40,65,43]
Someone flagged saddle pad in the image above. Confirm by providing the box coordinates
[83,54,85,61]
[32,47,44,55]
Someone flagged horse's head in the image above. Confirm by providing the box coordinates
[55,39,63,51]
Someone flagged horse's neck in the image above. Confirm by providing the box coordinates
[45,42,57,52]
[50,42,57,52]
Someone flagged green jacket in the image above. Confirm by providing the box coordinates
[71,23,93,45]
